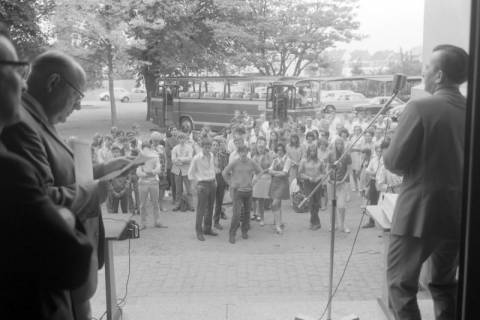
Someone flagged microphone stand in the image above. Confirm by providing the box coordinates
[299,88,402,320]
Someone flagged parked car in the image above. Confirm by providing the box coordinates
[320,90,355,100]
[353,96,405,115]
[321,92,368,113]
[99,87,147,102]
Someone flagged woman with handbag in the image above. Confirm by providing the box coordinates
[363,144,383,228]
[286,134,303,184]
[298,144,325,230]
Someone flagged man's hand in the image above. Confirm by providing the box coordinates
[57,207,76,229]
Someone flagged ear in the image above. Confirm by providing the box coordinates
[435,69,445,84]
[46,73,61,93]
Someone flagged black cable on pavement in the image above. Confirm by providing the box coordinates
[94,236,132,320]
[318,209,367,320]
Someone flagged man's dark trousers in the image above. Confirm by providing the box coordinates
[213,173,226,224]
[195,180,216,234]
[230,189,252,236]
[387,235,459,320]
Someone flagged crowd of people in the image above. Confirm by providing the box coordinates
[91,108,403,242]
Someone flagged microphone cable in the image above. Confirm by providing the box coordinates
[94,236,133,320]
[318,207,367,320]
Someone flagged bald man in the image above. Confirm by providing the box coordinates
[1,50,129,320]
[0,26,93,320]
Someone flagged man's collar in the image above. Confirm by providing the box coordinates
[434,85,461,96]
[22,92,51,126]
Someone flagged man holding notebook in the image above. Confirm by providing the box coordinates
[1,50,130,320]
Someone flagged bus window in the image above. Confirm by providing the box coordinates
[253,84,268,100]
[200,80,224,99]
[228,81,250,100]
[296,80,320,108]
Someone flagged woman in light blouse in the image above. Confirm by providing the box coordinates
[298,145,325,230]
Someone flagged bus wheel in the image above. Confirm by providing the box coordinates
[180,117,193,132]
[325,105,336,113]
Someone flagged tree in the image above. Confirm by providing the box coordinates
[316,49,346,76]
[350,59,364,75]
[127,0,223,124]
[387,48,422,76]
[211,0,361,76]
[53,0,134,126]
[349,49,370,62]
[0,0,54,59]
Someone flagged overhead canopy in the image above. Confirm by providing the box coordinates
[158,75,422,85]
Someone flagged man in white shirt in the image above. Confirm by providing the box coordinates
[188,138,218,241]
[259,113,270,133]
[171,132,194,211]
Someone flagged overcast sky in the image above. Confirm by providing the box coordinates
[337,0,425,52]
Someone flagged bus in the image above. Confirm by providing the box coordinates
[150,76,323,131]
[267,78,322,122]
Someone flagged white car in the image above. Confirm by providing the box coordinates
[99,87,147,103]
[321,92,369,113]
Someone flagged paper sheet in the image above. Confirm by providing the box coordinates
[69,137,93,184]
[98,153,152,181]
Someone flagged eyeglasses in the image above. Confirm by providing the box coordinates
[61,76,85,99]
[0,60,31,79]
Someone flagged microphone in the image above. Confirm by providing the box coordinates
[392,74,407,93]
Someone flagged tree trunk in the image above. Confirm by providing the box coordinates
[107,43,117,127]
[144,68,156,122]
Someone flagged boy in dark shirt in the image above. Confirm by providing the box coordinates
[222,145,262,243]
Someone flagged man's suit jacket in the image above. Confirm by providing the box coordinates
[384,87,466,240]
[0,143,93,320]
[1,93,106,306]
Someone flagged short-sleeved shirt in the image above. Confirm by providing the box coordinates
[327,151,352,181]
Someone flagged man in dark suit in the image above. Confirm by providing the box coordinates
[384,45,468,320]
[1,50,129,320]
[0,26,93,320]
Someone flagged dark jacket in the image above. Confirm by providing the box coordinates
[0,143,92,320]
[1,93,106,317]
[384,87,466,239]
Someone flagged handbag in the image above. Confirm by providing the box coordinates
[291,178,309,213]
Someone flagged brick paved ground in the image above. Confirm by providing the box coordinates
[58,100,433,320]
[90,190,387,319]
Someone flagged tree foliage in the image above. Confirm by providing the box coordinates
[53,0,137,125]
[386,48,422,76]
[127,0,222,121]
[0,0,54,59]
[53,0,133,84]
[211,0,361,76]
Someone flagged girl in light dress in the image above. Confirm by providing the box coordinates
[268,143,292,234]
[252,137,275,226]
[286,134,303,184]
[349,125,363,192]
